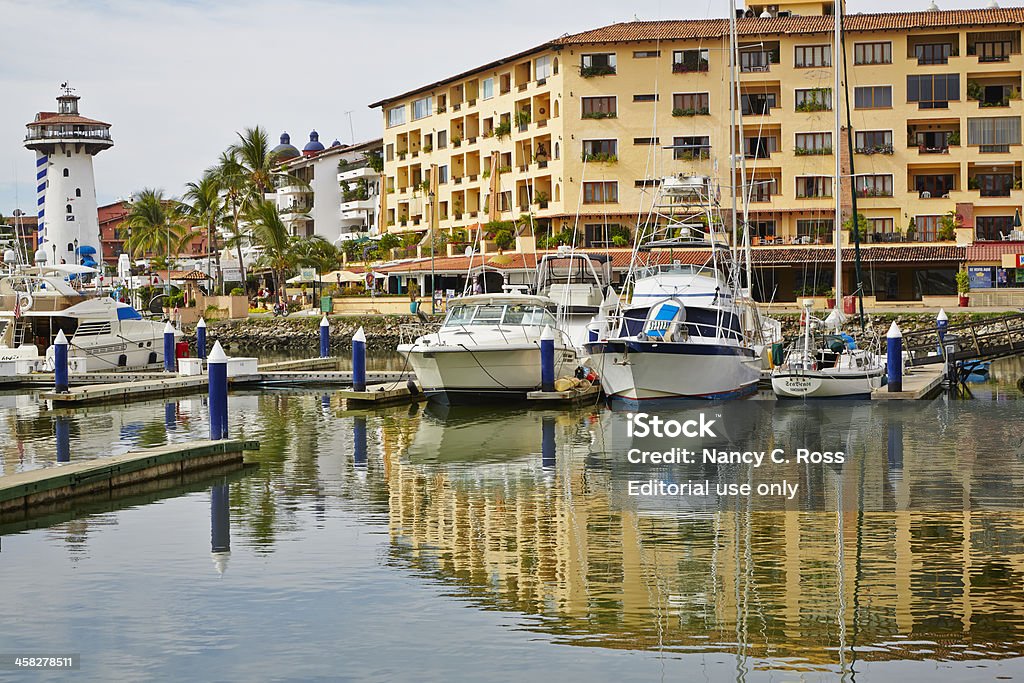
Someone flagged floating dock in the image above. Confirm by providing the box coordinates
[0,439,260,517]
[872,366,946,400]
[527,382,602,405]
[337,381,428,406]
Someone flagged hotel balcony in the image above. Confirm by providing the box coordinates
[276,185,308,197]
[907,120,961,154]
[338,167,378,183]
[967,75,1022,109]
[967,31,1022,65]
[967,162,1022,200]
[908,34,959,66]
[340,198,376,214]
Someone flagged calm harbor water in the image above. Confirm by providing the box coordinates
[2,358,1024,681]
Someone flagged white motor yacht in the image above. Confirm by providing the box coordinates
[0,265,180,372]
[398,293,581,403]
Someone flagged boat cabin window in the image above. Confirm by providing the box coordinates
[444,304,557,327]
[544,258,598,284]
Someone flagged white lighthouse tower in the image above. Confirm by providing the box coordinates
[24,84,112,270]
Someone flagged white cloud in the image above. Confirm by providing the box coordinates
[0,0,1014,213]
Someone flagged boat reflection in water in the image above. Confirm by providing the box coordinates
[382,398,1024,674]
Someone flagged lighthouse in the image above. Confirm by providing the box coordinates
[24,85,112,270]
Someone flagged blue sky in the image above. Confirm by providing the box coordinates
[0,0,1017,215]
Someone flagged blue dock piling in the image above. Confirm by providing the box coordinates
[320,316,330,358]
[54,329,69,394]
[163,322,176,373]
[352,327,367,392]
[540,326,555,393]
[887,322,903,393]
[55,415,70,463]
[937,308,948,345]
[211,482,230,554]
[197,317,207,360]
[208,341,229,440]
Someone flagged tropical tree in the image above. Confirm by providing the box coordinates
[208,150,249,287]
[181,173,225,292]
[121,189,187,273]
[294,236,340,275]
[245,199,297,299]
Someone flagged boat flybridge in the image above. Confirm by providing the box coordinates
[398,292,582,403]
[0,264,180,373]
[535,247,615,348]
[584,174,778,402]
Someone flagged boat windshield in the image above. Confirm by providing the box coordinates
[636,263,723,280]
[444,304,557,327]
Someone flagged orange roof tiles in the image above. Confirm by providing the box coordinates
[553,8,1024,45]
[27,112,111,128]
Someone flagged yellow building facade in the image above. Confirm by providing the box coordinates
[371,5,1024,301]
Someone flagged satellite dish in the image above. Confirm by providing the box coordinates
[464,246,475,258]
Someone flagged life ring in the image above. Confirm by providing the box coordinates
[16,292,32,312]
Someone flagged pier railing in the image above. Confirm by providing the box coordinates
[903,312,1024,365]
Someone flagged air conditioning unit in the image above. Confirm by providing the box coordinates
[778,10,792,17]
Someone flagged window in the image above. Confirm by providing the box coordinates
[916,215,942,241]
[633,50,660,58]
[582,139,617,161]
[914,174,955,196]
[437,130,447,149]
[744,136,777,158]
[385,143,394,161]
[635,179,661,187]
[672,49,709,73]
[739,45,777,72]
[412,96,432,120]
[795,88,832,111]
[500,73,512,95]
[66,204,72,214]
[907,74,960,108]
[854,41,892,65]
[868,218,896,235]
[535,56,552,80]
[855,130,893,153]
[794,132,832,154]
[582,96,616,118]
[581,53,616,76]
[916,43,953,65]
[583,181,618,203]
[750,219,777,236]
[75,188,81,197]
[795,45,831,68]
[673,92,709,114]
[977,215,1016,240]
[971,34,1015,62]
[854,86,892,109]
[967,116,1022,146]
[797,219,834,241]
[855,174,893,197]
[795,176,832,198]
[975,173,1014,197]
[62,168,69,177]
[584,223,628,247]
[481,78,494,100]
[634,137,660,145]
[740,92,776,115]
[673,136,710,160]
[387,106,406,127]
[633,93,658,102]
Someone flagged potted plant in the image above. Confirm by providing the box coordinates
[905,217,917,241]
[956,269,970,307]
[535,190,549,209]
[825,287,836,310]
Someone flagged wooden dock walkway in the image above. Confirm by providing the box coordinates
[872,366,945,400]
[0,439,259,517]
[904,313,1024,366]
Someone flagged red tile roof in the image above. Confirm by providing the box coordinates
[554,8,1024,45]
[27,113,111,128]
[966,242,1024,262]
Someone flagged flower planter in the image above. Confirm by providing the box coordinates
[826,298,836,309]
[959,294,969,307]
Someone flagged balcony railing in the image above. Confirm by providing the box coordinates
[25,127,111,141]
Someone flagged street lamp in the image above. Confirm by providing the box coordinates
[429,188,436,314]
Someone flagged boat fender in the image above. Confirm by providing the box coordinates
[407,379,421,395]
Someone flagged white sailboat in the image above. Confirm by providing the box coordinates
[770,3,885,399]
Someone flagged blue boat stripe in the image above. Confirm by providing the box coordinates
[585,341,757,357]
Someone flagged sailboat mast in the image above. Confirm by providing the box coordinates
[728,0,740,261]
[731,10,753,295]
[832,3,843,308]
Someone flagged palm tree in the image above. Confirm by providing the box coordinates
[208,150,249,287]
[122,189,186,289]
[230,126,286,202]
[245,199,297,300]
[181,173,225,293]
[294,236,339,276]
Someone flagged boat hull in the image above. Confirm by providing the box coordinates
[399,344,580,403]
[771,368,885,399]
[585,340,760,401]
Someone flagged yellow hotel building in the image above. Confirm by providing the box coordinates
[370,2,1024,302]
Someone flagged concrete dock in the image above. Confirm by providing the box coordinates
[0,439,259,517]
[872,366,946,400]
